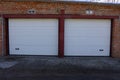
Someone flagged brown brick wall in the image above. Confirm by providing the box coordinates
[1,2,120,15]
[0,1,120,57]
[0,17,2,56]
[112,19,120,58]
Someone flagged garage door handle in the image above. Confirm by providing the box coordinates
[15,48,20,50]
[99,49,104,51]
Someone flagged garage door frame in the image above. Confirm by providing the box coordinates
[2,10,118,57]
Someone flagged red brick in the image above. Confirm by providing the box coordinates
[0,1,120,57]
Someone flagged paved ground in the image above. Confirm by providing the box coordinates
[0,56,120,80]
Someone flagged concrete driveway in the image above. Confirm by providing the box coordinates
[0,56,120,80]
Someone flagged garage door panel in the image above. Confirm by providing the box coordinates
[10,45,57,55]
[65,19,111,56]
[9,19,58,55]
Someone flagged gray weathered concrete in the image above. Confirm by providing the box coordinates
[0,56,120,80]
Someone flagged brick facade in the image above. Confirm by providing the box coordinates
[0,1,120,57]
[0,17,2,56]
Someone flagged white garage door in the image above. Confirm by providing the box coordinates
[9,19,58,55]
[65,19,111,56]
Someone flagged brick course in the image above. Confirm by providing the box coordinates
[0,1,120,57]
